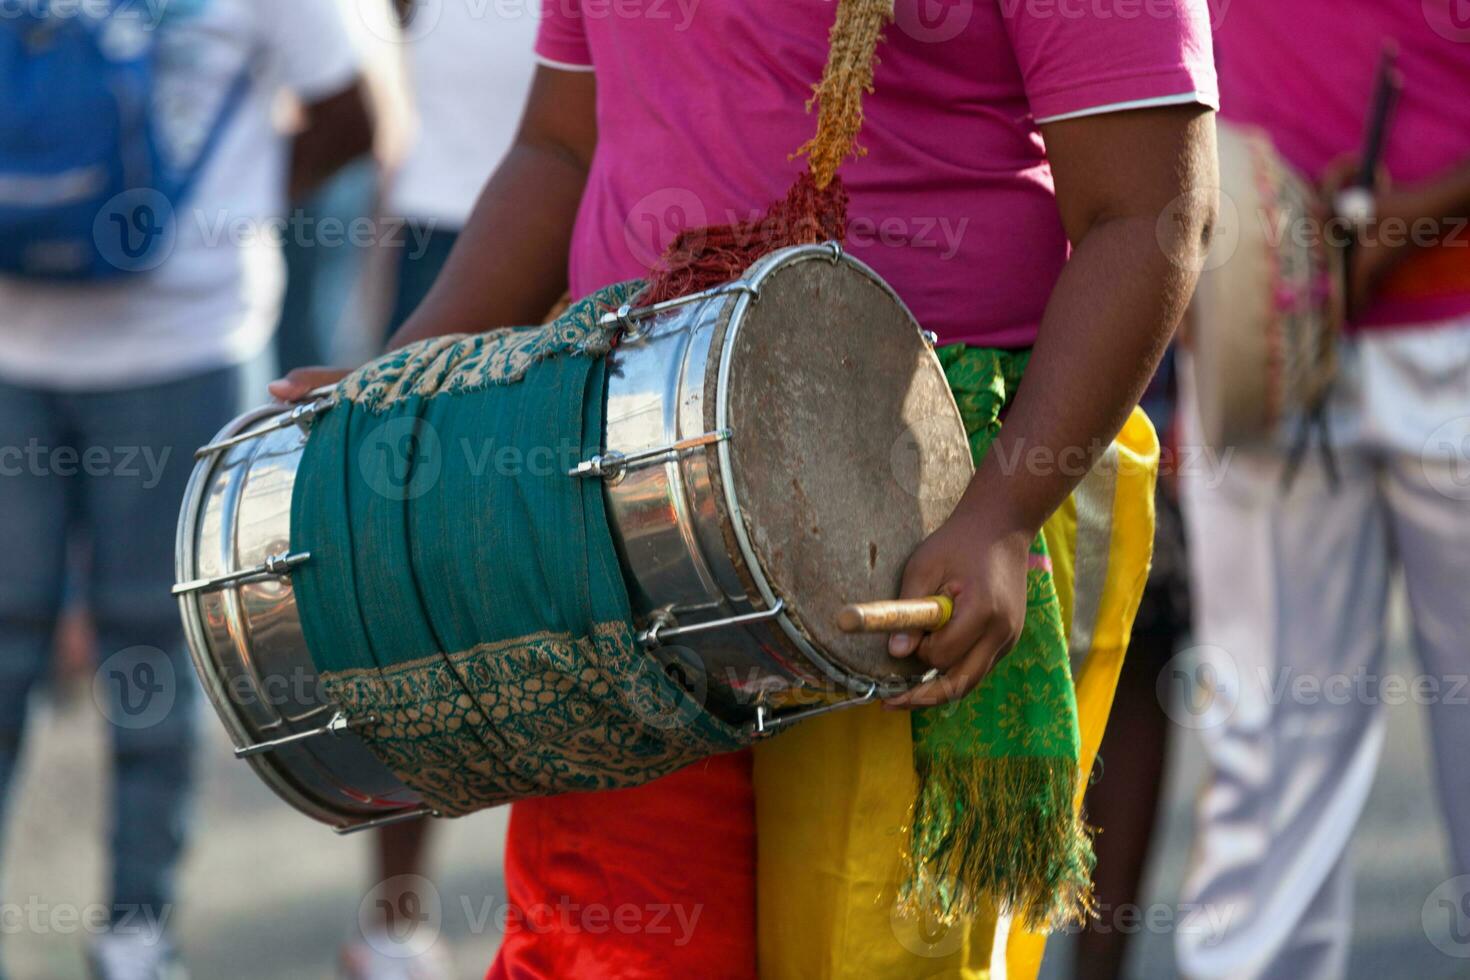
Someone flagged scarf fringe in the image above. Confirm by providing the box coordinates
[899,752,1097,931]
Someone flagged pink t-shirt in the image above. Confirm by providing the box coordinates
[1215,1,1470,329]
[537,0,1218,348]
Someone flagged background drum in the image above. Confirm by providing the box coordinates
[1184,121,1343,450]
[175,244,972,832]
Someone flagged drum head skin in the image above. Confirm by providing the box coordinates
[712,252,973,681]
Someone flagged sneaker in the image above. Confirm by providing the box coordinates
[86,931,187,980]
[339,933,452,980]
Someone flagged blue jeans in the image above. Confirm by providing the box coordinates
[0,365,245,929]
[384,223,460,344]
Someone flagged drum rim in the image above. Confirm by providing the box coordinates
[174,405,419,830]
[714,243,933,700]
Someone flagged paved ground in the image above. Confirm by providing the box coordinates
[2,593,1463,979]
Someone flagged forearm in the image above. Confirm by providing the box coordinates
[288,83,375,203]
[1395,158,1470,226]
[288,136,365,203]
[942,106,1217,537]
[387,141,588,349]
[962,215,1197,535]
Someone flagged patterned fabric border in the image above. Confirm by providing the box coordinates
[337,281,646,414]
[321,624,748,816]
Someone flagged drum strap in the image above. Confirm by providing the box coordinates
[1281,233,1348,494]
[639,0,894,305]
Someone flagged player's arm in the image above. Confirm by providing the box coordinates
[1324,154,1470,315]
[389,65,596,345]
[286,81,374,203]
[888,105,1218,707]
[271,65,596,399]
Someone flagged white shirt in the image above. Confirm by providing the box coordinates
[386,0,539,228]
[0,0,362,391]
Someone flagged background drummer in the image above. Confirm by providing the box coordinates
[1177,4,1470,978]
[275,0,1220,974]
[0,2,372,978]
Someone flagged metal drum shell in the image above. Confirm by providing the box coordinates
[601,244,971,722]
[175,408,421,830]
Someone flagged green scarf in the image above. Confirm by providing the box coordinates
[904,345,1094,929]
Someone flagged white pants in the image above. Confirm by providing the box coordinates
[1175,319,1470,980]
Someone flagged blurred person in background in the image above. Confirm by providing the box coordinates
[1077,349,1192,980]
[0,1,371,977]
[1178,4,1470,978]
[335,2,536,979]
[377,0,539,342]
[274,0,409,376]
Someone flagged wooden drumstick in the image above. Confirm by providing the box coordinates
[837,596,953,634]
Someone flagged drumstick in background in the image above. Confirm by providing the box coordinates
[1335,41,1404,254]
[1357,41,1403,190]
[837,596,953,634]
[1288,41,1404,493]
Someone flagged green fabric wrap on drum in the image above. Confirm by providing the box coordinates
[288,283,748,816]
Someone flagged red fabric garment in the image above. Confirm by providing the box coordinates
[488,750,757,980]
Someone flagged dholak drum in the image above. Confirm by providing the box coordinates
[1185,121,1342,449]
[175,243,973,832]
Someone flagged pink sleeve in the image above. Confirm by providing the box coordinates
[535,0,592,69]
[1004,0,1219,123]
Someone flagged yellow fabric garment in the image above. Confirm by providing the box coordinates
[754,407,1159,979]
